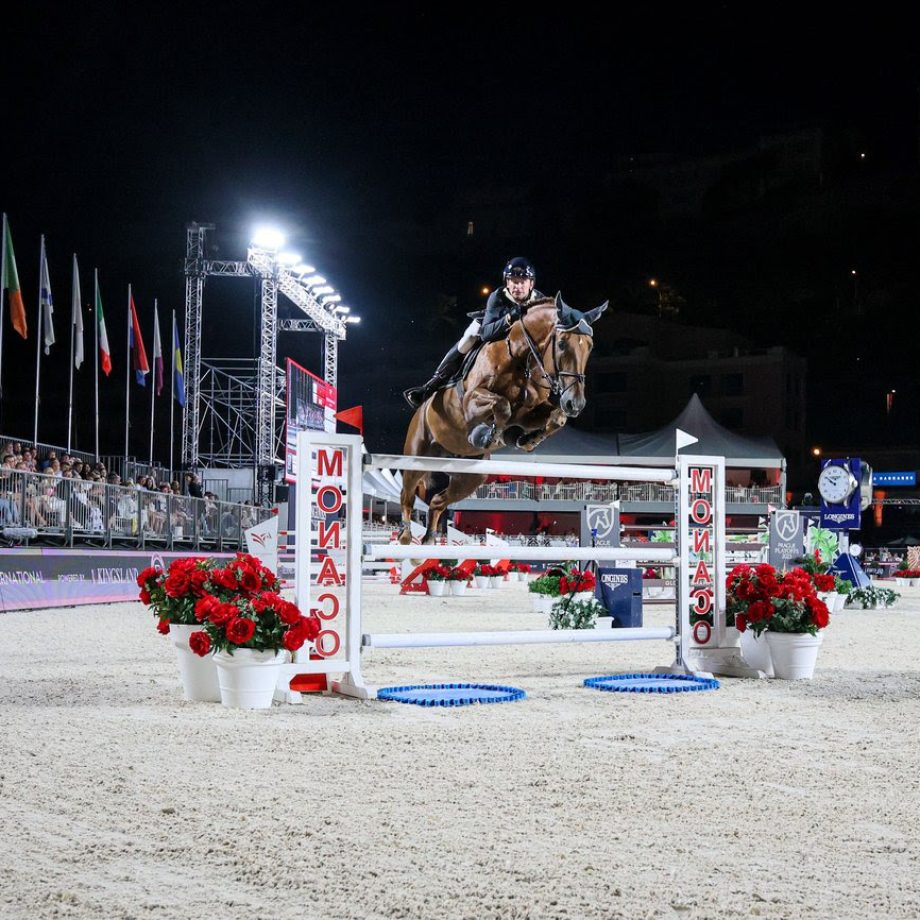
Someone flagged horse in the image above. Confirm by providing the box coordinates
[399,293,608,544]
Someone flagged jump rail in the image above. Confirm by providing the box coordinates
[279,431,760,701]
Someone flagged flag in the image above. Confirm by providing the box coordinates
[1,214,27,338]
[96,279,112,376]
[335,405,363,434]
[39,237,55,355]
[173,313,185,407]
[128,293,149,386]
[72,255,84,369]
[151,303,163,396]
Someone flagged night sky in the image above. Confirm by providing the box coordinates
[3,9,919,461]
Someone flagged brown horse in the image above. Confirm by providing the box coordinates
[399,293,608,544]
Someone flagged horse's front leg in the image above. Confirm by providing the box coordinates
[516,408,568,452]
[463,387,513,451]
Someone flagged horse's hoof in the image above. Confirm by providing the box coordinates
[469,424,495,450]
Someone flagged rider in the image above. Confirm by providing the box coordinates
[403,256,544,409]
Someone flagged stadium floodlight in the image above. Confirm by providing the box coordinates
[312,285,334,295]
[251,226,286,250]
[333,305,350,313]
[278,251,301,266]
[304,275,326,286]
[346,315,361,324]
[320,294,342,304]
[293,263,316,276]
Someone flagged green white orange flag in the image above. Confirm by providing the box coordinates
[1,213,28,338]
[95,272,112,375]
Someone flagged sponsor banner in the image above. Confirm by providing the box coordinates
[0,548,235,613]
[768,509,804,569]
[244,514,279,573]
[285,358,337,484]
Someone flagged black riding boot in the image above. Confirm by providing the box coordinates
[403,345,465,408]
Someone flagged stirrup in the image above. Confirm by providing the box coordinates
[403,386,428,409]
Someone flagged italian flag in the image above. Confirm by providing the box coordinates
[96,273,112,376]
[1,213,28,339]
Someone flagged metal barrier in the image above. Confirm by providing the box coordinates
[0,468,274,550]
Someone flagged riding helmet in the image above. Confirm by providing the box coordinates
[503,257,536,280]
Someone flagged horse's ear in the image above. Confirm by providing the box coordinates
[584,301,609,324]
[554,291,570,312]
[555,291,575,324]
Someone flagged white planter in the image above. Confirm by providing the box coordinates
[427,580,446,596]
[912,578,920,588]
[571,591,595,604]
[833,593,847,613]
[474,575,489,589]
[765,632,823,680]
[214,648,285,709]
[169,623,221,702]
[530,594,554,614]
[739,629,774,678]
[489,576,502,589]
[449,580,468,596]
[594,616,613,630]
[895,577,909,587]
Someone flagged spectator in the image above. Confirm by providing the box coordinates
[184,472,203,499]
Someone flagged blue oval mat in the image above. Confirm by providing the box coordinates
[584,673,720,694]
[377,683,526,707]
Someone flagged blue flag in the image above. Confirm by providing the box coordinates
[172,313,186,407]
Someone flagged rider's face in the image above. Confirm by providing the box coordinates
[505,277,534,303]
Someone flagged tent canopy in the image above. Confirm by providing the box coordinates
[496,394,784,469]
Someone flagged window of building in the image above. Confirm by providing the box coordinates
[690,374,712,397]
[721,407,744,429]
[722,373,743,396]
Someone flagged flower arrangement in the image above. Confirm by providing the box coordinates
[510,563,531,574]
[527,573,562,596]
[138,553,321,656]
[726,562,830,637]
[550,596,607,630]
[847,585,900,609]
[642,567,659,580]
[474,563,497,577]
[555,566,596,596]
[426,564,452,581]
[445,566,469,582]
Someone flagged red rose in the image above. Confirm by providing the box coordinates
[735,613,748,632]
[282,628,306,652]
[156,618,170,635]
[209,602,238,627]
[814,574,835,592]
[278,601,301,625]
[137,566,160,588]
[190,570,210,596]
[194,595,219,622]
[164,571,191,598]
[300,614,321,641]
[211,567,238,590]
[239,569,261,594]
[189,630,211,657]
[226,616,256,645]
[139,588,152,605]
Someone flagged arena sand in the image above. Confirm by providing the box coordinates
[1,580,919,920]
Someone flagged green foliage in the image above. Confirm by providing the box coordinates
[834,577,853,596]
[806,527,839,565]
[848,586,900,609]
[528,574,562,597]
[549,596,606,630]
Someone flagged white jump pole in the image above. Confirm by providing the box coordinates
[368,545,677,563]
[364,627,676,649]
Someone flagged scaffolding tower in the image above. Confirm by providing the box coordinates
[182,223,348,502]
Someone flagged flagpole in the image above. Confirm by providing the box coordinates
[170,310,176,478]
[0,214,7,410]
[125,285,132,464]
[149,300,157,468]
[94,270,100,462]
[67,255,76,454]
[33,236,45,447]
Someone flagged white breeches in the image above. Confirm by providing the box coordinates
[458,319,481,354]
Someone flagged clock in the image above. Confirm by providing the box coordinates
[817,463,858,505]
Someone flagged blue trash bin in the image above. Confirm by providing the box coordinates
[596,568,643,628]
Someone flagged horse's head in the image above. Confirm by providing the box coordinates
[553,292,608,417]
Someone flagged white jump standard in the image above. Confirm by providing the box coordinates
[279,430,759,701]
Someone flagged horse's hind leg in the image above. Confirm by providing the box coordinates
[464,388,513,450]
[424,472,488,543]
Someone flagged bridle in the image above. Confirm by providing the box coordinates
[509,311,588,405]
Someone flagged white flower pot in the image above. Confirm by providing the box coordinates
[530,594,554,614]
[911,578,920,588]
[214,648,285,709]
[489,576,502,589]
[169,623,221,702]
[765,632,823,680]
[474,575,489,589]
[571,591,595,604]
[833,593,847,613]
[450,580,468,596]
[594,616,613,630]
[427,580,446,596]
[895,577,909,587]
[739,629,774,678]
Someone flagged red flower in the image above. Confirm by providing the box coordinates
[814,574,836,592]
[735,613,748,632]
[226,616,256,645]
[282,628,306,652]
[195,595,219,622]
[164,570,191,598]
[209,602,238,627]
[299,614,321,641]
[139,588,151,605]
[559,576,570,594]
[137,566,160,588]
[239,569,262,594]
[190,570,210,597]
[156,618,170,635]
[189,631,211,657]
[808,597,830,628]
[747,600,773,623]
[278,601,301,626]
[212,567,239,590]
